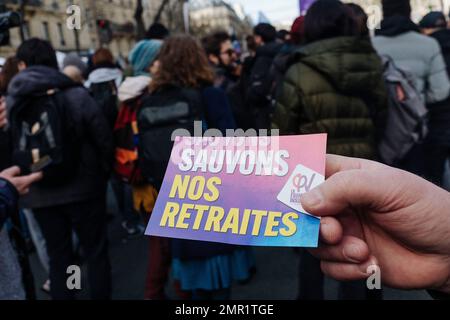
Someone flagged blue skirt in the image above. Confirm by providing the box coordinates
[172,248,255,291]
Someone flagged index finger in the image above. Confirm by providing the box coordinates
[325,154,386,178]
[14,172,43,187]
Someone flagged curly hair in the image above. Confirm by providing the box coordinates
[151,34,214,91]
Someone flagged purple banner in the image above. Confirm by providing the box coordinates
[300,0,316,14]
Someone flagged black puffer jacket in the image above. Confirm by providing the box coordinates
[7,66,113,209]
[246,41,283,129]
[0,129,10,171]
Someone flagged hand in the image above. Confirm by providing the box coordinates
[0,97,7,128]
[0,166,43,195]
[301,155,450,294]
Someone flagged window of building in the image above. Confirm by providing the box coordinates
[57,23,66,47]
[42,22,50,41]
[23,21,31,40]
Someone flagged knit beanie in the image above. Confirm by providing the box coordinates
[128,39,163,76]
[290,16,305,45]
[382,0,411,18]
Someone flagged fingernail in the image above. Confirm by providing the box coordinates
[343,244,364,263]
[359,258,378,275]
[302,188,323,208]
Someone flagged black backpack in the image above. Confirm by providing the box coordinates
[137,86,204,189]
[90,80,119,129]
[10,88,81,186]
[225,56,257,131]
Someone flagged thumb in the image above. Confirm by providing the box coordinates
[300,168,400,217]
[1,166,21,179]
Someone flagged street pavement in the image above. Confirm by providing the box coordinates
[29,188,432,300]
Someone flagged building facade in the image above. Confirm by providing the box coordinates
[1,0,97,56]
[0,0,183,58]
[189,0,253,38]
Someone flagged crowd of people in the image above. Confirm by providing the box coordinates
[1,0,450,300]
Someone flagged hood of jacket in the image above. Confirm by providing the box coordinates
[86,67,123,87]
[296,36,384,94]
[430,28,450,52]
[118,75,151,102]
[8,66,75,99]
[376,15,419,37]
[7,66,76,109]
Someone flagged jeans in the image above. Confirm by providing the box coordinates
[34,197,111,300]
[23,209,49,273]
[110,175,140,225]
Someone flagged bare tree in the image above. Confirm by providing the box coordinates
[18,0,28,42]
[154,0,170,24]
[134,0,146,40]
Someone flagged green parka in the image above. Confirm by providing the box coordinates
[273,36,387,159]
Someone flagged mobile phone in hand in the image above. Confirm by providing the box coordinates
[30,155,52,173]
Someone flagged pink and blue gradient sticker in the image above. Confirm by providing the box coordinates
[146,134,327,248]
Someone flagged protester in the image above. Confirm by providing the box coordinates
[0,57,19,170]
[0,99,8,169]
[0,166,42,300]
[63,66,84,84]
[373,0,450,177]
[373,0,450,105]
[85,48,122,129]
[418,12,450,186]
[62,53,87,83]
[277,29,291,44]
[244,35,257,60]
[141,34,253,300]
[303,154,450,297]
[269,16,306,113]
[145,23,170,40]
[346,3,369,36]
[0,56,19,95]
[290,16,307,46]
[274,0,387,300]
[7,38,113,300]
[0,55,52,295]
[202,31,238,91]
[275,0,386,160]
[1,101,43,299]
[63,53,88,79]
[113,39,162,239]
[246,23,283,130]
[110,39,164,298]
[202,31,252,130]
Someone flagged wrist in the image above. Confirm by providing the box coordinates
[0,177,19,198]
[433,261,450,296]
[438,277,450,295]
